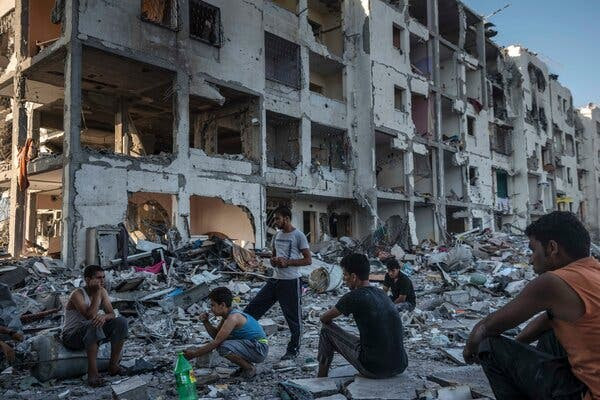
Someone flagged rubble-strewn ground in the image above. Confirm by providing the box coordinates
[0,229,540,399]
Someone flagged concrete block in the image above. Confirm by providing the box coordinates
[442,290,470,305]
[111,376,149,400]
[319,395,348,400]
[437,385,472,400]
[288,377,340,397]
[329,364,359,378]
[259,318,278,336]
[345,375,418,400]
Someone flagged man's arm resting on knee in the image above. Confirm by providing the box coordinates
[394,294,407,304]
[320,307,341,324]
[463,273,583,363]
[184,314,241,359]
[516,312,552,344]
[70,289,102,320]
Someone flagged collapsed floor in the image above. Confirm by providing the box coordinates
[0,223,556,399]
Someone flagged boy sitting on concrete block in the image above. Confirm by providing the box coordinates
[184,287,269,379]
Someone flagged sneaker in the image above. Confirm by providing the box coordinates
[280,350,299,361]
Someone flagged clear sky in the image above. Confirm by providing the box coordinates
[461,0,600,108]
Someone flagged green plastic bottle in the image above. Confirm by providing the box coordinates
[174,352,198,400]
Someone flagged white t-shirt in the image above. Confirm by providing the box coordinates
[272,228,310,280]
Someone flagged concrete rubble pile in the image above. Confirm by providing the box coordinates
[0,225,544,399]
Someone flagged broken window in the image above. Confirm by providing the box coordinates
[311,122,349,170]
[410,34,430,78]
[127,192,174,244]
[438,0,460,46]
[408,0,427,27]
[466,67,483,104]
[444,150,464,201]
[527,63,546,92]
[446,206,467,234]
[565,134,575,157]
[394,86,406,112]
[266,111,300,170]
[190,0,221,46]
[553,130,563,154]
[485,42,502,85]
[414,152,433,196]
[490,124,512,155]
[596,121,600,137]
[467,116,475,136]
[376,131,405,193]
[415,204,435,242]
[578,170,585,191]
[411,92,432,137]
[557,95,563,114]
[309,51,344,101]
[28,0,62,56]
[265,32,300,88]
[567,167,573,184]
[392,24,403,53]
[528,175,541,210]
[464,9,481,59]
[189,88,261,161]
[141,0,178,29]
[440,44,457,97]
[303,211,318,244]
[441,96,460,142]
[469,166,477,186]
[190,196,255,246]
[492,86,507,120]
[307,0,343,57]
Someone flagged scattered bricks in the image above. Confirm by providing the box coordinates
[111,376,149,400]
[288,377,340,397]
[259,318,277,336]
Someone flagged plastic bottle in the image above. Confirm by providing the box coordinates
[174,352,198,400]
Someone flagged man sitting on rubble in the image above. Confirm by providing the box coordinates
[244,205,311,360]
[382,258,416,312]
[317,253,408,379]
[463,211,600,400]
[62,265,128,387]
[0,324,23,369]
[184,287,268,379]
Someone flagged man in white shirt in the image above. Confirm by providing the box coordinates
[244,206,311,360]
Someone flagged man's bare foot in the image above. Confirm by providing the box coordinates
[87,375,106,387]
[108,365,125,376]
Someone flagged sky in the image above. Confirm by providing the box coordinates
[461,0,600,108]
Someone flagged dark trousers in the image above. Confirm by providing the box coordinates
[479,331,588,400]
[244,278,302,353]
[317,322,379,379]
[62,317,129,351]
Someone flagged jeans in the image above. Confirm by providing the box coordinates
[478,331,588,400]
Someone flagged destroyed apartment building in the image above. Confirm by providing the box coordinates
[0,0,598,266]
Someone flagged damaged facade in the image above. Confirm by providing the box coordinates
[0,0,597,267]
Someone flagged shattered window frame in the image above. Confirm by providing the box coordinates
[189,0,222,47]
[140,0,179,30]
[265,32,301,89]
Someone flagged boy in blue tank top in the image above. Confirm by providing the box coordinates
[184,287,268,378]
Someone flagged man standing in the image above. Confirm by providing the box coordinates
[382,258,416,311]
[184,287,268,379]
[463,211,599,400]
[244,206,311,360]
[62,265,128,387]
[317,253,408,379]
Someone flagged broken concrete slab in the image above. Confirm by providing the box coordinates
[111,375,149,400]
[428,365,494,399]
[442,348,466,366]
[319,395,348,400]
[345,375,419,400]
[437,385,472,400]
[329,364,359,378]
[288,377,340,397]
[259,318,277,336]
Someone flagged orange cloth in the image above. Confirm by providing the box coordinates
[550,257,600,400]
[17,138,33,191]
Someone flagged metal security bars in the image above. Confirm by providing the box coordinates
[265,32,300,89]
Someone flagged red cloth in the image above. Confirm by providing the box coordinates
[467,98,483,114]
[134,260,165,274]
[17,138,34,191]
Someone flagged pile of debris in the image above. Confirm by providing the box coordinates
[0,225,541,399]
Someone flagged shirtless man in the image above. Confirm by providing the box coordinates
[61,265,128,386]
